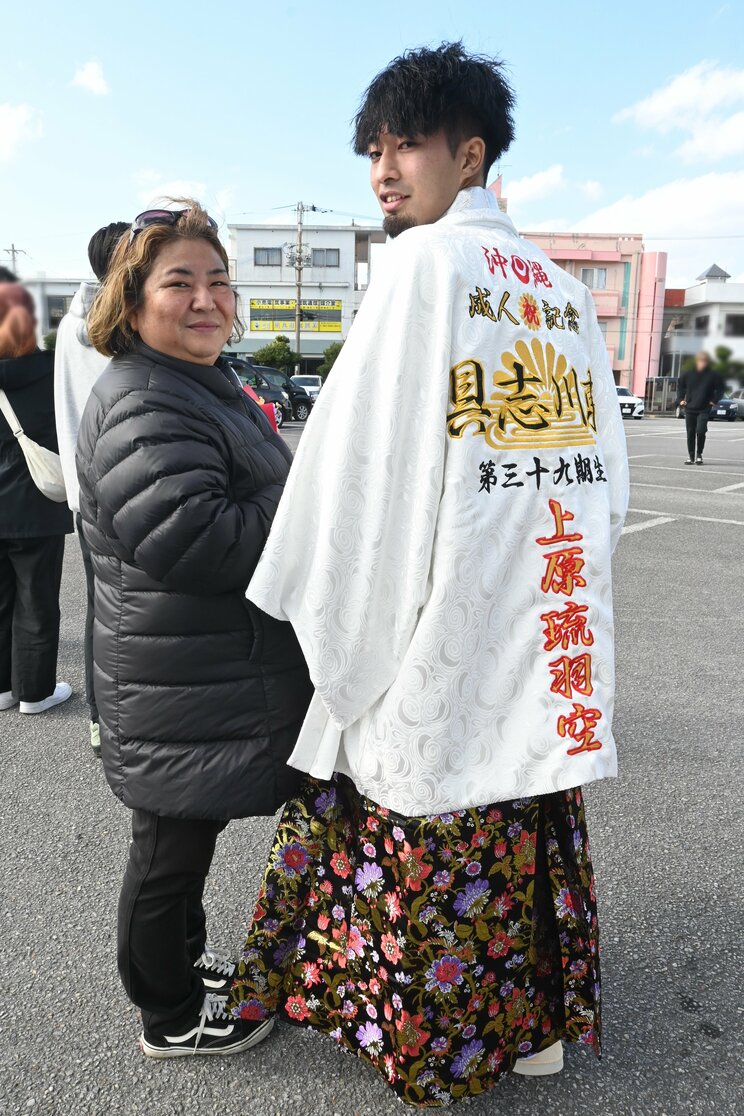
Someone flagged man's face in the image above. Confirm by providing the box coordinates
[368,130,478,237]
[695,356,709,373]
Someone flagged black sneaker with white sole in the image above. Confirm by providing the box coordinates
[193,947,236,991]
[139,992,274,1058]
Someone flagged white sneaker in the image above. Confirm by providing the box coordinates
[513,1039,564,1076]
[19,682,73,715]
[0,690,18,711]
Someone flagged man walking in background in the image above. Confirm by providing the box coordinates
[677,351,723,465]
[54,221,128,756]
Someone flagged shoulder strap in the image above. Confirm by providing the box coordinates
[0,388,24,437]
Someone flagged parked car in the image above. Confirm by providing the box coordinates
[709,397,739,422]
[616,385,644,419]
[292,374,323,401]
[676,396,739,422]
[728,387,744,419]
[255,367,313,422]
[225,358,292,428]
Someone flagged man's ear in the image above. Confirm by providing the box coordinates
[460,136,486,186]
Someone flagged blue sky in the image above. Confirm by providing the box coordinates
[2,0,743,287]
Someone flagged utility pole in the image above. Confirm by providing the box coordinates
[295,201,304,369]
[2,243,27,274]
[283,203,314,374]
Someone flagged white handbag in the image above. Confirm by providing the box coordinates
[0,388,68,503]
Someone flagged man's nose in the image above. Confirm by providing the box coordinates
[374,149,400,185]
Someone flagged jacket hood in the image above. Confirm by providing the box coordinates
[70,281,99,347]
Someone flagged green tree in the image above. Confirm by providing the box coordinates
[42,329,57,352]
[317,341,344,380]
[251,334,299,372]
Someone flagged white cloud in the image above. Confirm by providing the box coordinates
[573,170,744,286]
[580,180,602,201]
[614,61,744,163]
[507,164,565,209]
[72,61,109,96]
[0,103,42,162]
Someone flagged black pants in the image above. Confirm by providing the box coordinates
[117,810,229,1038]
[75,515,97,722]
[0,535,65,702]
[685,410,709,459]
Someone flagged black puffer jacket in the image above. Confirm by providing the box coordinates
[0,350,73,538]
[76,342,312,820]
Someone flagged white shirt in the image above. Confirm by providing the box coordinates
[54,282,108,514]
[247,187,629,816]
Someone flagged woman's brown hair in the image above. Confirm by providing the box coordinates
[0,284,37,358]
[87,200,245,356]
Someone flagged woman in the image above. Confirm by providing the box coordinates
[77,202,312,1059]
[0,285,72,715]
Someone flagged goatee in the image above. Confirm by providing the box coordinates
[383,213,418,239]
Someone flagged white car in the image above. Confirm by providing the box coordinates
[729,387,744,420]
[292,374,322,401]
[616,385,644,419]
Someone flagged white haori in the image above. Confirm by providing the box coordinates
[247,186,629,816]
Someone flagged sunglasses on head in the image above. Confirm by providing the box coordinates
[128,208,218,244]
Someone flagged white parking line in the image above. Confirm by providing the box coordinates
[629,507,744,527]
[621,516,675,535]
[626,453,657,460]
[630,464,744,478]
[630,481,716,493]
[713,481,744,493]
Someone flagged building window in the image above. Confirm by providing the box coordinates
[580,267,607,290]
[694,314,709,334]
[46,295,73,329]
[311,248,340,267]
[254,247,282,266]
[597,320,608,338]
[724,314,744,337]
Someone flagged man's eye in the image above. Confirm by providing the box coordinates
[368,150,381,161]
[399,140,416,150]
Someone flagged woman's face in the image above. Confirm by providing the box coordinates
[128,237,235,365]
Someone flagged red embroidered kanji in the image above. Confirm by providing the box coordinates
[536,499,584,546]
[557,702,603,755]
[531,261,553,288]
[548,653,594,699]
[540,547,586,596]
[481,245,508,279]
[541,601,594,652]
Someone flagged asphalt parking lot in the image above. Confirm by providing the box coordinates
[1,416,742,1116]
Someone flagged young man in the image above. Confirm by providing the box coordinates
[231,44,629,1105]
[676,350,723,465]
[54,222,128,755]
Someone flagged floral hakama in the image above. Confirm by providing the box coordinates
[229,776,601,1107]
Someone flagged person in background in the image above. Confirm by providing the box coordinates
[676,351,724,465]
[0,285,73,715]
[77,201,312,1059]
[55,221,129,757]
[229,43,628,1106]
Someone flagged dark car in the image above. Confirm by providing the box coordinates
[225,358,292,428]
[709,397,739,422]
[680,396,740,422]
[253,367,313,422]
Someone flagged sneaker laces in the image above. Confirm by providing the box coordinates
[192,993,230,1054]
[195,948,235,976]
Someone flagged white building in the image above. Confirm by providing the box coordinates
[22,276,82,338]
[661,264,744,377]
[227,218,386,368]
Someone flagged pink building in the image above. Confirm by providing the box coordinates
[491,181,667,394]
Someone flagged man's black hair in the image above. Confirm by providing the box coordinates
[353,42,515,179]
[0,265,18,283]
[88,222,130,281]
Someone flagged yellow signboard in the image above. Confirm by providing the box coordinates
[249,298,343,332]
